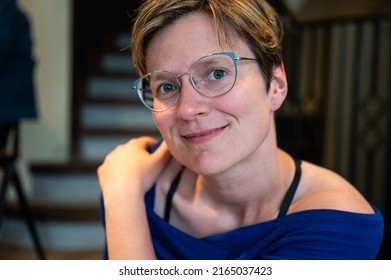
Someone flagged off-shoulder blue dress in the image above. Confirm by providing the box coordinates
[101,144,384,259]
[101,183,383,259]
[144,186,383,260]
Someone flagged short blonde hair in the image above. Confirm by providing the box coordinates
[131,0,284,89]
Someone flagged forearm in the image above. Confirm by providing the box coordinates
[104,193,156,260]
[97,137,170,259]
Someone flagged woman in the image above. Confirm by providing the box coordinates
[98,0,383,259]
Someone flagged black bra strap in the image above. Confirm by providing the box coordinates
[164,168,184,222]
[277,159,302,218]
[164,160,302,222]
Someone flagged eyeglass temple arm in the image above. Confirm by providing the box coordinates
[236,57,257,61]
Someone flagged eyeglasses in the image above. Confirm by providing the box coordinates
[132,52,257,112]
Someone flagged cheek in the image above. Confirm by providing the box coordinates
[153,112,175,138]
[153,114,165,131]
[233,72,270,107]
[225,84,270,119]
[237,95,273,139]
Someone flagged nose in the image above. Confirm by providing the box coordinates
[176,75,211,121]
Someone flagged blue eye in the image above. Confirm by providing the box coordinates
[156,82,178,99]
[160,83,176,93]
[208,69,225,80]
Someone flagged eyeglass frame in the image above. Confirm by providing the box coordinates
[132,52,257,112]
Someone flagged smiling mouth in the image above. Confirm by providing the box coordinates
[183,125,228,143]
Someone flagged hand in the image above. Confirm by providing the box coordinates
[97,136,171,200]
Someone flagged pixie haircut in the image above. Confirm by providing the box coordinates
[131,0,284,90]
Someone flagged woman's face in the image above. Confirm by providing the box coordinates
[145,12,286,176]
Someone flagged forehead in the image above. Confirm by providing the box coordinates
[144,12,249,73]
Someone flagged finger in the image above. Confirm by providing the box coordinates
[134,136,159,149]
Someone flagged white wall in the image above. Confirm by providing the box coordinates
[13,0,72,190]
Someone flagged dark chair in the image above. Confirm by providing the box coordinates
[0,123,46,259]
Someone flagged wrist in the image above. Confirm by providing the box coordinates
[102,185,146,210]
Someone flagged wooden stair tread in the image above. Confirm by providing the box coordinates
[31,160,100,174]
[81,127,159,136]
[0,244,103,260]
[82,96,139,105]
[5,199,101,222]
[88,72,137,79]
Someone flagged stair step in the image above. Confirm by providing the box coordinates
[87,75,138,99]
[33,175,100,203]
[1,217,104,251]
[31,161,100,174]
[0,244,103,260]
[81,104,156,130]
[81,127,159,136]
[6,162,107,251]
[101,52,136,74]
[115,33,131,50]
[5,200,100,222]
[79,132,160,161]
[83,96,139,105]
[88,69,134,79]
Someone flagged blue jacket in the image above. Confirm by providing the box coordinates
[0,0,37,124]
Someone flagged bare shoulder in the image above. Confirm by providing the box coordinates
[290,161,375,215]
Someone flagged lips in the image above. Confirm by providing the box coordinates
[182,125,228,143]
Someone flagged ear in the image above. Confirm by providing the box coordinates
[268,64,288,112]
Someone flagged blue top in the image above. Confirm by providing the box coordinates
[144,188,383,260]
[101,186,383,260]
[100,141,384,259]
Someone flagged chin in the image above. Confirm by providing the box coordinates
[186,157,229,176]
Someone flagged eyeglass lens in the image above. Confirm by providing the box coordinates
[136,53,237,111]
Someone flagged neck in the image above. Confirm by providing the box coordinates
[176,121,296,228]
[196,144,293,223]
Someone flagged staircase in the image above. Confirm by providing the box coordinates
[1,31,159,258]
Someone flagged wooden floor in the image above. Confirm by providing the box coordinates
[0,244,103,260]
